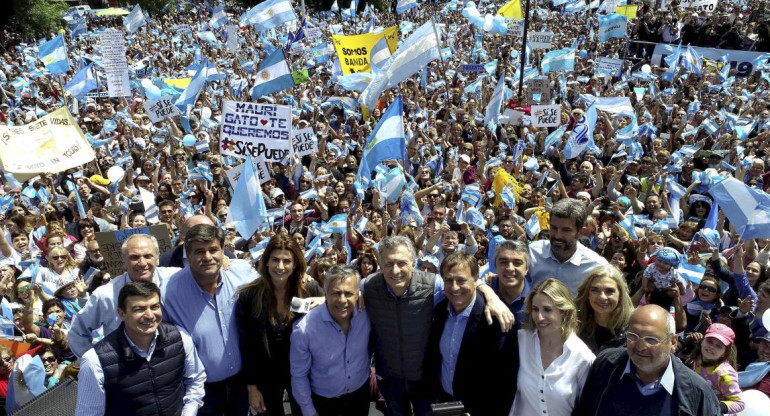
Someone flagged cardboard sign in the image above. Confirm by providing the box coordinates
[527,32,554,50]
[306,27,322,39]
[173,24,191,34]
[292,69,309,85]
[145,94,182,123]
[226,25,240,53]
[531,105,561,127]
[460,64,486,72]
[595,57,624,76]
[292,127,318,157]
[94,225,173,277]
[219,100,293,162]
[527,78,551,103]
[507,19,524,37]
[678,0,717,13]
[99,29,130,98]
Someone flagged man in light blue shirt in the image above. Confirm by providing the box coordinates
[69,234,180,357]
[290,265,371,416]
[162,224,258,416]
[528,198,608,294]
[75,281,206,416]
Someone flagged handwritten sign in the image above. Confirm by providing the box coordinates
[220,100,292,162]
[99,30,130,98]
[500,109,525,125]
[595,57,624,76]
[145,95,181,123]
[292,127,318,157]
[527,32,554,50]
[224,156,271,188]
[531,105,561,127]
[527,78,551,103]
[94,225,173,277]
[678,0,717,13]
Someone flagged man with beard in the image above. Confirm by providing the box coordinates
[79,239,104,276]
[528,198,607,294]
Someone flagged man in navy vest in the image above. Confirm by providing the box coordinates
[75,282,207,416]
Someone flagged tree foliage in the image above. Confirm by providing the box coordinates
[12,0,69,37]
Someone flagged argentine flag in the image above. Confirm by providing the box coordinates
[71,19,87,38]
[525,215,541,239]
[541,47,575,74]
[241,0,298,30]
[124,4,146,34]
[397,0,419,14]
[359,96,406,175]
[484,74,505,128]
[64,63,97,100]
[597,14,627,43]
[370,37,392,72]
[210,6,229,29]
[38,35,68,75]
[323,214,348,234]
[250,49,294,99]
[709,177,770,239]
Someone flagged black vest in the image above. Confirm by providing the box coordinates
[95,322,186,416]
[598,372,675,416]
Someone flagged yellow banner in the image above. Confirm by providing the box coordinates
[332,26,398,75]
[0,107,95,181]
[615,5,638,18]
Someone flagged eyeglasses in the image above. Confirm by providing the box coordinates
[428,194,440,198]
[51,255,68,260]
[626,331,667,346]
[226,228,236,232]
[1,356,14,364]
[699,285,718,293]
[41,356,57,364]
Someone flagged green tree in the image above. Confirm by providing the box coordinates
[12,0,69,37]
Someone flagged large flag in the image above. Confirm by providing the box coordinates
[484,74,505,128]
[38,35,69,75]
[370,36,392,71]
[250,49,294,98]
[285,18,306,51]
[497,0,522,18]
[359,96,405,174]
[174,58,208,112]
[124,4,146,33]
[708,177,770,239]
[228,156,268,239]
[71,19,87,38]
[681,45,703,78]
[64,63,97,99]
[241,0,298,30]
[564,101,597,159]
[360,21,441,110]
[397,0,419,14]
[541,47,575,74]
[210,6,229,29]
[597,14,627,42]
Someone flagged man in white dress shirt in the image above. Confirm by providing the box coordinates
[75,281,206,416]
[528,198,608,294]
[69,234,180,357]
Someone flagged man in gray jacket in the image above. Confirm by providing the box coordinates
[363,236,513,416]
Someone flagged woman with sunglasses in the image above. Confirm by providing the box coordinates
[39,247,80,289]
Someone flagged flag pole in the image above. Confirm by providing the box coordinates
[429,18,452,102]
[517,0,530,102]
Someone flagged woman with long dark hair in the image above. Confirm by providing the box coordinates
[234,234,323,416]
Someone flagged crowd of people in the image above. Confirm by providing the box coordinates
[0,0,769,414]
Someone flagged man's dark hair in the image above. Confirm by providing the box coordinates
[118,281,161,311]
[89,193,106,207]
[551,198,587,230]
[184,224,224,255]
[157,199,175,210]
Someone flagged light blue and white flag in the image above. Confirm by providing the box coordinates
[597,14,627,43]
[681,45,702,78]
[64,63,97,99]
[250,238,271,263]
[619,216,637,239]
[38,35,68,74]
[124,4,146,33]
[399,190,423,226]
[708,177,770,239]
[375,166,407,203]
[71,19,87,38]
[323,214,348,234]
[228,156,268,239]
[210,6,229,29]
[701,118,720,135]
[174,58,208,112]
[250,49,294,98]
[541,47,575,74]
[360,20,441,110]
[544,124,568,149]
[484,74,505,128]
[525,215,541,239]
[370,36,392,71]
[397,0,419,14]
[359,96,405,174]
[465,207,486,230]
[564,101,597,159]
[678,262,706,284]
[241,0,298,30]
